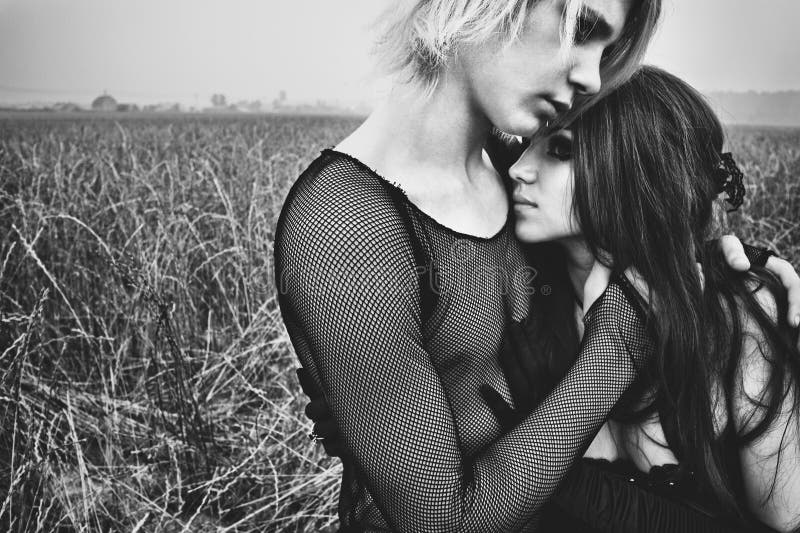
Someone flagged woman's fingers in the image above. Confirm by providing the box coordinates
[764,256,800,329]
[720,235,751,271]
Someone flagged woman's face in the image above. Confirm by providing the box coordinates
[510,130,581,243]
[458,0,632,138]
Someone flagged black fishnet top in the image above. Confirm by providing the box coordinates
[273,149,652,532]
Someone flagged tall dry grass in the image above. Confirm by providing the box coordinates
[0,114,798,532]
[0,113,359,532]
[725,126,800,260]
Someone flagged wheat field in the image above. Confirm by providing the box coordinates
[1,113,798,532]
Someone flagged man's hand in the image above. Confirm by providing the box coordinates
[764,255,800,329]
[720,235,753,271]
[719,235,800,328]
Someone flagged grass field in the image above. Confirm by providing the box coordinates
[1,113,799,532]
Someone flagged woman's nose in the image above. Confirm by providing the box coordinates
[509,160,537,185]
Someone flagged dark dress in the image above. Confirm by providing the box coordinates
[537,457,778,532]
[273,149,652,532]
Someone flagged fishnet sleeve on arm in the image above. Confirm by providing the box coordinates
[471,280,654,523]
[275,170,652,532]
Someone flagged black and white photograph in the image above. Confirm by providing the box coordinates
[2,0,800,531]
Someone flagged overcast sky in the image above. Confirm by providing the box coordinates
[1,0,798,106]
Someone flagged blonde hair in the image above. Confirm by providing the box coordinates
[374,0,661,101]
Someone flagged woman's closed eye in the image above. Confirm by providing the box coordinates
[546,134,573,162]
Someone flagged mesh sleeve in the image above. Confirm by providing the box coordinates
[275,170,653,532]
[465,279,654,529]
[742,242,777,268]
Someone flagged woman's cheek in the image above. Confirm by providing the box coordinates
[564,174,581,234]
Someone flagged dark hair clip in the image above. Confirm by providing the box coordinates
[713,152,745,212]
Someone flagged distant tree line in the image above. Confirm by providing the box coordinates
[709,91,800,127]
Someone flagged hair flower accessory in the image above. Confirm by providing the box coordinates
[713,152,745,211]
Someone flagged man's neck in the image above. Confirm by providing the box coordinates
[336,70,492,186]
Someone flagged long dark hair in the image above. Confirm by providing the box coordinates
[569,66,800,517]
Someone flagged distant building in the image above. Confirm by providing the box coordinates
[92,94,118,111]
[211,94,227,108]
[143,102,181,113]
[52,102,82,112]
[234,100,262,112]
[117,103,139,112]
[273,90,287,109]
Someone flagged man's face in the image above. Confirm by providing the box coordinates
[457,0,632,137]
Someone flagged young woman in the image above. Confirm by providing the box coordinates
[495,65,800,532]
[274,1,800,531]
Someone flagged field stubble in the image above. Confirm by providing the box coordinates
[0,114,798,532]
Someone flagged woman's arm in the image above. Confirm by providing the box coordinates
[275,171,653,532]
[735,287,800,532]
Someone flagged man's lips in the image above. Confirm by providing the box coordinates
[545,97,572,114]
[541,97,572,122]
[540,99,559,122]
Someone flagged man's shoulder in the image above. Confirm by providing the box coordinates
[276,150,414,251]
[288,149,396,208]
